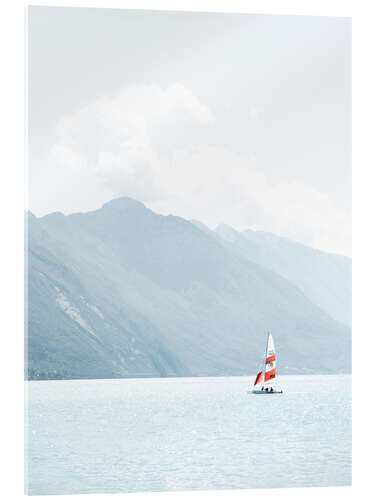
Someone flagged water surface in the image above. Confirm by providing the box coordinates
[26,375,351,495]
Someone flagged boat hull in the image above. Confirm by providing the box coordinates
[249,390,283,394]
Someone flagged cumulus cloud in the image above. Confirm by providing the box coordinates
[54,84,214,161]
[50,84,351,256]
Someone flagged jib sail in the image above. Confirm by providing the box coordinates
[254,371,263,386]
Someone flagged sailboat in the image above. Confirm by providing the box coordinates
[250,333,283,394]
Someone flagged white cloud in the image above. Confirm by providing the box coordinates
[143,145,351,256]
[50,84,351,256]
[54,84,215,163]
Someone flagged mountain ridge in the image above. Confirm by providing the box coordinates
[215,223,351,326]
[26,196,351,380]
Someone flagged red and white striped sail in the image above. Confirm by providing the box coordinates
[264,333,276,383]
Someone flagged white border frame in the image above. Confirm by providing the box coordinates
[1,1,373,499]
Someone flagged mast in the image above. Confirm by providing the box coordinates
[263,332,269,383]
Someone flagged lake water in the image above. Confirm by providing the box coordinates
[25,375,351,495]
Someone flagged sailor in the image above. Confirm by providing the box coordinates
[261,386,264,391]
[265,387,269,392]
[270,387,274,393]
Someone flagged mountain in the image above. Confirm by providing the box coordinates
[26,197,351,380]
[215,224,351,327]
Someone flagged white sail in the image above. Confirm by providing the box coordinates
[250,332,282,394]
[264,333,276,384]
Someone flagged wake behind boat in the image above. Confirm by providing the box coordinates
[249,333,283,394]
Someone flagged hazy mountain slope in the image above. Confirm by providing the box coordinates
[215,224,352,327]
[26,198,351,379]
[26,212,189,379]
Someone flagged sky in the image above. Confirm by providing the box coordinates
[27,7,351,256]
